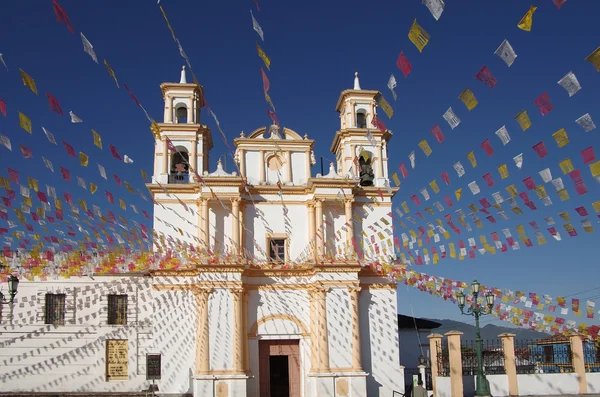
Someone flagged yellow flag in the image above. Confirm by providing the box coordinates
[475,220,483,229]
[535,185,547,198]
[514,110,532,131]
[79,199,88,212]
[583,223,594,233]
[557,189,570,201]
[559,212,570,221]
[429,180,440,194]
[458,88,478,111]
[516,225,525,235]
[17,112,33,134]
[589,160,600,177]
[19,69,38,95]
[467,151,477,167]
[28,177,38,192]
[79,152,89,167]
[552,128,569,148]
[449,243,456,258]
[511,207,524,215]
[159,6,177,42]
[55,198,62,210]
[506,185,518,197]
[418,139,432,156]
[424,207,435,215]
[468,204,478,213]
[498,164,509,179]
[141,169,149,182]
[378,95,394,119]
[401,201,409,213]
[559,158,574,174]
[584,46,600,72]
[592,201,600,213]
[392,172,401,186]
[256,42,271,70]
[408,19,430,52]
[517,6,537,32]
[150,121,161,140]
[92,129,103,149]
[90,183,98,194]
[455,188,462,201]
[119,198,126,210]
[104,59,119,88]
[265,91,276,112]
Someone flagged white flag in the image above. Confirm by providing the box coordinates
[408,151,416,168]
[0,53,7,71]
[443,107,461,129]
[492,192,504,204]
[575,113,596,132]
[250,10,264,41]
[453,161,465,177]
[97,163,107,179]
[42,157,55,173]
[77,177,87,190]
[495,39,517,67]
[551,177,564,191]
[387,74,397,101]
[41,127,57,145]
[495,125,511,145]
[420,187,430,201]
[423,0,445,20]
[557,71,581,97]
[80,33,98,64]
[513,153,523,169]
[544,216,555,225]
[365,129,376,146]
[384,179,392,194]
[19,185,29,198]
[69,111,83,123]
[46,185,57,198]
[124,154,134,164]
[539,168,552,183]
[468,181,480,195]
[0,133,11,151]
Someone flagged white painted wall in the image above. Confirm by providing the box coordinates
[244,150,260,185]
[326,288,352,369]
[209,289,234,370]
[588,373,600,393]
[291,151,309,184]
[516,373,580,395]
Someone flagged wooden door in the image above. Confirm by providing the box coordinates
[259,340,301,397]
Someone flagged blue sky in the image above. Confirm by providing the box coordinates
[0,0,599,327]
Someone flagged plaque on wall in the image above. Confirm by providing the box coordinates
[146,354,162,380]
[106,339,129,381]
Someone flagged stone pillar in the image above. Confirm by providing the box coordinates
[239,202,245,255]
[376,144,384,180]
[316,286,330,371]
[194,287,212,374]
[190,138,197,176]
[307,202,316,260]
[315,199,323,259]
[285,150,292,183]
[309,288,319,372]
[162,137,169,174]
[344,199,354,253]
[231,288,245,373]
[239,148,246,177]
[305,150,311,182]
[242,291,249,371]
[499,333,518,396]
[570,333,588,394]
[349,286,362,370]
[197,200,204,245]
[445,331,464,397]
[259,149,265,183]
[427,333,443,397]
[165,96,173,123]
[201,199,209,250]
[231,198,240,255]
[188,95,194,124]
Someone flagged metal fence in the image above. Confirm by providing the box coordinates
[436,340,450,377]
[514,339,574,374]
[461,339,506,375]
[584,341,600,373]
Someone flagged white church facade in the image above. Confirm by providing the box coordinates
[0,69,404,397]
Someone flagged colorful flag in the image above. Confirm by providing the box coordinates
[553,0,566,9]
[408,19,430,52]
[0,53,7,71]
[256,42,270,70]
[458,88,478,110]
[387,74,397,101]
[396,51,412,78]
[575,113,596,132]
[250,10,264,41]
[495,126,511,145]
[418,140,432,157]
[46,93,63,115]
[532,142,548,158]
[498,164,509,179]
[69,111,83,123]
[20,145,32,159]
[552,128,569,148]
[423,0,445,20]
[475,65,497,88]
[480,139,494,156]
[378,95,394,119]
[19,69,38,95]
[80,33,98,63]
[431,124,444,143]
[467,151,477,168]
[0,99,5,117]
[110,144,122,160]
[260,67,270,94]
[443,107,460,129]
[584,46,600,72]
[557,71,581,96]
[42,127,56,145]
[517,6,537,32]
[514,110,531,131]
[19,112,32,133]
[79,152,89,167]
[104,59,119,87]
[92,129,102,149]
[62,141,75,157]
[495,40,517,67]
[534,92,553,115]
[581,147,595,164]
[52,0,74,33]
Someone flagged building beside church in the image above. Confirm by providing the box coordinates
[0,69,404,397]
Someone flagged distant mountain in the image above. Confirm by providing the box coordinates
[426,318,549,342]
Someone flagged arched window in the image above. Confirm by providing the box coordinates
[175,104,188,124]
[358,150,374,186]
[170,147,189,183]
[356,110,367,128]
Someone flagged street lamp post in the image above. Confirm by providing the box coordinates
[456,279,495,397]
[0,274,20,305]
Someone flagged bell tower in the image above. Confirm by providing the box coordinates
[152,66,213,184]
[331,72,391,187]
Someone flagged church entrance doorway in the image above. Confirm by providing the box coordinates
[259,340,300,397]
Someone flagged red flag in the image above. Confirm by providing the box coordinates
[60,166,71,182]
[443,196,453,207]
[7,168,18,184]
[63,192,73,205]
[441,171,450,185]
[113,174,122,187]
[522,176,536,190]
[253,0,260,10]
[396,51,412,78]
[37,191,48,203]
[482,173,494,187]
[166,138,177,153]
[371,116,386,133]
[123,84,141,107]
[62,141,75,157]
[581,146,595,164]
[410,194,421,206]
[480,139,494,156]
[399,163,408,178]
[430,124,444,143]
[575,206,588,216]
[474,65,497,88]
[105,190,114,204]
[532,142,548,158]
[519,191,531,203]
[553,0,566,9]
[267,109,279,127]
[260,67,270,93]
[570,170,582,184]
[533,92,553,116]
[46,92,63,115]
[0,99,6,117]
[52,0,74,33]
[20,145,33,159]
[109,144,122,160]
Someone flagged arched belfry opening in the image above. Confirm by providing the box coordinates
[358,150,374,186]
[175,104,188,124]
[170,147,189,183]
[356,110,367,128]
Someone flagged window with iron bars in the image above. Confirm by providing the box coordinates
[107,294,128,325]
[45,293,66,325]
[269,238,286,264]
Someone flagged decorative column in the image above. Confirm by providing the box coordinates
[197,200,204,245]
[188,95,194,124]
[316,286,330,371]
[162,137,169,174]
[231,288,245,373]
[165,96,173,123]
[259,150,266,183]
[201,199,209,250]
[194,287,212,374]
[309,288,319,372]
[344,199,354,253]
[315,199,323,259]
[427,333,443,397]
[305,150,311,182]
[445,331,464,397]
[570,333,588,394]
[231,198,240,255]
[242,291,250,371]
[307,202,316,260]
[189,138,197,175]
[285,150,292,184]
[239,202,245,255]
[349,286,362,370]
[239,148,246,177]
[376,144,384,179]
[499,333,518,396]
